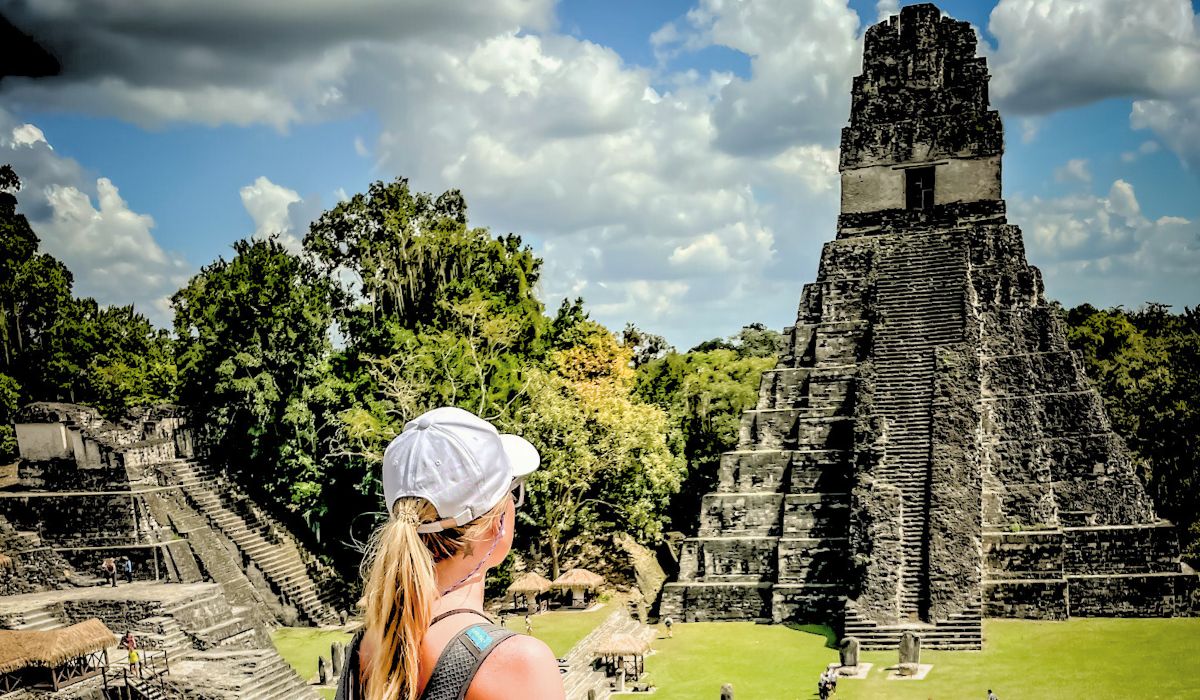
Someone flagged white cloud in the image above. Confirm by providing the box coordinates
[5,1,1191,345]
[240,175,303,248]
[1130,96,1200,170]
[1012,179,1199,309]
[875,0,900,22]
[1120,140,1161,163]
[1054,158,1092,184]
[0,110,189,325]
[988,0,1200,168]
[10,124,48,148]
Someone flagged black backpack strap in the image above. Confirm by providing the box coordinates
[334,630,365,700]
[419,623,519,700]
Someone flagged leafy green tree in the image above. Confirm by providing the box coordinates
[637,347,775,534]
[305,179,548,548]
[1065,303,1200,564]
[173,236,334,513]
[507,320,682,578]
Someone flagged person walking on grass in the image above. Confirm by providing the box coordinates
[988,690,999,700]
[663,615,673,639]
[334,407,562,700]
[525,613,533,635]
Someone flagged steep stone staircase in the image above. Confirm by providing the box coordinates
[169,649,320,700]
[872,234,967,619]
[164,460,341,626]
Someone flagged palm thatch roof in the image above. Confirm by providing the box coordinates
[0,619,115,674]
[552,568,604,589]
[592,629,654,656]
[507,572,553,595]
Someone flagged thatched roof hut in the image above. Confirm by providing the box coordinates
[0,619,115,674]
[507,572,553,595]
[592,631,652,657]
[552,568,604,590]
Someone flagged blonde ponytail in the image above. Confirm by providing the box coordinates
[359,497,507,700]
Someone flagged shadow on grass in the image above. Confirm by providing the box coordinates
[783,623,839,650]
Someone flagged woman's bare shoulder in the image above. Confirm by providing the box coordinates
[467,633,564,700]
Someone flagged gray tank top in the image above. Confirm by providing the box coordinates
[335,611,519,700]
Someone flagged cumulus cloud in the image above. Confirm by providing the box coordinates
[988,0,1200,168]
[0,0,555,130]
[4,0,1191,344]
[1120,140,1161,163]
[1054,158,1092,184]
[1012,179,1199,309]
[1130,96,1200,170]
[0,112,189,324]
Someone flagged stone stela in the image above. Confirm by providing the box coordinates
[660,2,1199,651]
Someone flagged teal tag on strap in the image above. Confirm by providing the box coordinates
[465,626,493,651]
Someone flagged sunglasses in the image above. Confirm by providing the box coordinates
[510,477,527,509]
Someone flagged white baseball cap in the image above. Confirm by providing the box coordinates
[382,406,539,533]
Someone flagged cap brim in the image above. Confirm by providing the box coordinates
[499,434,540,478]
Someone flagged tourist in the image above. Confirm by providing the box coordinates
[103,557,117,587]
[121,556,134,583]
[988,690,999,700]
[333,407,562,700]
[663,615,673,638]
[825,664,838,694]
[525,613,533,635]
[120,631,140,677]
[817,672,830,700]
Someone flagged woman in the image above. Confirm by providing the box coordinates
[337,407,564,700]
[120,631,140,677]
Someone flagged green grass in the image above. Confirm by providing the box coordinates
[517,602,616,658]
[645,618,1200,699]
[271,627,353,684]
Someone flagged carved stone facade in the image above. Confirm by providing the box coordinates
[660,3,1199,649]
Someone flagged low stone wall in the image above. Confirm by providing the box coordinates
[1067,573,1195,617]
[659,582,772,622]
[0,493,136,547]
[698,493,782,537]
[777,537,848,584]
[678,537,778,582]
[983,578,1068,619]
[772,584,845,624]
[55,543,180,583]
[1063,524,1181,576]
[984,530,1064,579]
[781,494,849,537]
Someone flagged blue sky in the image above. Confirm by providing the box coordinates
[1,0,1197,348]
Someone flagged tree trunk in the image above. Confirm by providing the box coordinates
[548,536,561,581]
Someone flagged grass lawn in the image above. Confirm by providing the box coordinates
[271,627,353,684]
[645,618,1200,699]
[519,602,618,658]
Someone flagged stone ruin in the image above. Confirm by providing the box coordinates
[0,402,345,698]
[660,3,1200,649]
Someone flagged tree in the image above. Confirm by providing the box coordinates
[173,236,334,513]
[507,321,682,578]
[621,323,673,368]
[1064,303,1200,564]
[636,345,776,534]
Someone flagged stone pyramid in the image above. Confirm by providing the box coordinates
[659,3,1198,650]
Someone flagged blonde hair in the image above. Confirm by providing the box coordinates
[360,497,506,700]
